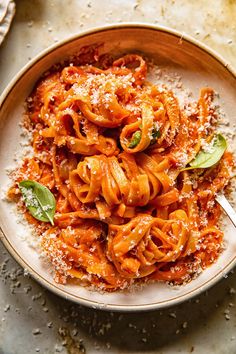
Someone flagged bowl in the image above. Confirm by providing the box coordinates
[0,23,236,312]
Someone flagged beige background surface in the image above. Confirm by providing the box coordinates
[0,1,236,353]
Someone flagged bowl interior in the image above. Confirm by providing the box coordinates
[0,25,236,311]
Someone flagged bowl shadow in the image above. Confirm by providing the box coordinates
[46,270,236,352]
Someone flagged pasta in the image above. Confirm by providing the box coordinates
[8,53,234,291]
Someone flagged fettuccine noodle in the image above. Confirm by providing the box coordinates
[8,54,234,290]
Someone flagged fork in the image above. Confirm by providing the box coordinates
[216,193,236,228]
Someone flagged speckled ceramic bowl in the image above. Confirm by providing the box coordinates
[0,23,236,311]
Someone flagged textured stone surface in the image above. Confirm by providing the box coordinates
[0,1,236,353]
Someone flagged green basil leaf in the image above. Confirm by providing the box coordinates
[19,180,56,225]
[182,134,227,171]
[129,130,141,148]
[150,128,161,145]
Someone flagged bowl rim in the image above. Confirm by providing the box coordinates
[0,22,236,312]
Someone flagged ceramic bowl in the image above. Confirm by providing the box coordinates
[0,23,236,311]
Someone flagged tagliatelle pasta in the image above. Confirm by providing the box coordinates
[8,53,234,291]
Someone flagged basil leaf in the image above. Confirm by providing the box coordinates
[129,131,141,148]
[183,134,227,171]
[150,128,161,145]
[19,180,56,225]
[128,127,161,148]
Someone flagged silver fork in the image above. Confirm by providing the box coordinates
[216,193,236,228]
